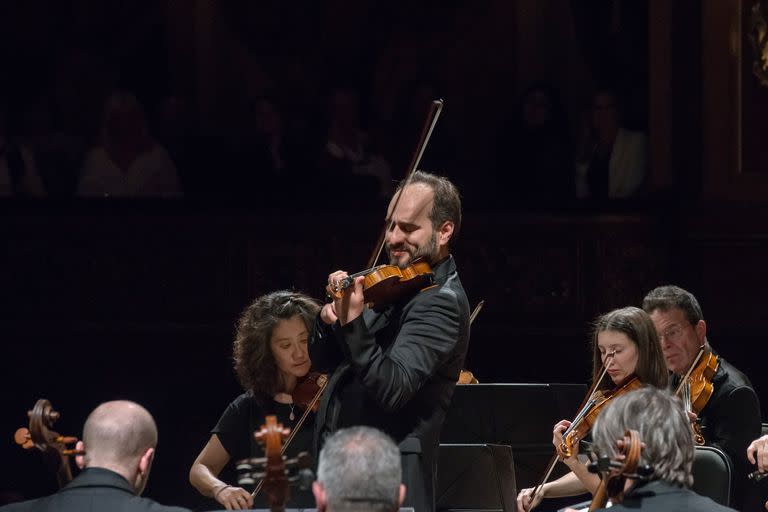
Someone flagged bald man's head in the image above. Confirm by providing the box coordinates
[82,401,157,470]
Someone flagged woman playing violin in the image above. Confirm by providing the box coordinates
[189,290,320,510]
[516,306,668,512]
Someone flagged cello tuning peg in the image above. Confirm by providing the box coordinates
[14,427,34,449]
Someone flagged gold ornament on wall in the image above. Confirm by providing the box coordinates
[748,0,768,87]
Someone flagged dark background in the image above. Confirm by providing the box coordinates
[1,1,767,510]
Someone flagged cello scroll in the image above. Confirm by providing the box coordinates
[14,398,84,488]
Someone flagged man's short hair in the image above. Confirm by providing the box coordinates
[317,426,401,512]
[82,401,157,468]
[398,171,462,241]
[642,285,704,325]
[592,387,694,488]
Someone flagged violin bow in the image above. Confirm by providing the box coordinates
[529,352,616,510]
[674,345,706,396]
[469,300,485,326]
[366,100,443,269]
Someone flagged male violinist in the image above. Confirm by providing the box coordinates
[310,171,470,512]
[642,285,761,511]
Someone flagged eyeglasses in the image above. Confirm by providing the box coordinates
[657,324,688,342]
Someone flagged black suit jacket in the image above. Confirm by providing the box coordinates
[0,468,190,512]
[310,255,470,512]
[594,480,738,512]
[696,357,761,510]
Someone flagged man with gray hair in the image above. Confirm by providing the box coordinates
[589,387,735,511]
[313,426,406,512]
[1,400,189,512]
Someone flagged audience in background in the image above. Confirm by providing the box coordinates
[319,86,392,203]
[496,82,574,204]
[78,91,182,198]
[575,87,647,201]
[0,104,45,197]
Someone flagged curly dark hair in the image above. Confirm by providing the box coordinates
[233,290,320,396]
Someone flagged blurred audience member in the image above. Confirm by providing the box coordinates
[319,86,392,203]
[0,104,45,197]
[231,96,314,204]
[575,87,646,201]
[20,95,84,198]
[78,91,182,198]
[496,82,574,204]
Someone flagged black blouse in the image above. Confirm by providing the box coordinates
[211,391,315,507]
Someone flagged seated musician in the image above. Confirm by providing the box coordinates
[642,285,761,510]
[189,290,321,510]
[516,307,668,511]
[589,386,736,511]
[1,401,189,512]
[313,426,406,512]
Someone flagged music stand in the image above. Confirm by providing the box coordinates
[436,443,516,512]
[441,383,587,489]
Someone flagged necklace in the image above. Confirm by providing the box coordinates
[273,392,296,421]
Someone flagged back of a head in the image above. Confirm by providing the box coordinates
[82,400,158,470]
[318,427,401,512]
[592,387,694,488]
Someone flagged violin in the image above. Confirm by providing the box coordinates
[528,353,641,511]
[675,346,719,445]
[236,415,314,512]
[328,259,435,309]
[291,372,328,413]
[457,370,479,384]
[14,398,85,488]
[587,429,652,511]
[325,100,443,309]
[558,377,643,459]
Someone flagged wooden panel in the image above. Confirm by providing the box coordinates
[702,0,768,198]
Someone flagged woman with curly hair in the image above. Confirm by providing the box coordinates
[190,290,320,510]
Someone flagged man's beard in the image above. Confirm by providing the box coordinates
[387,230,438,268]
